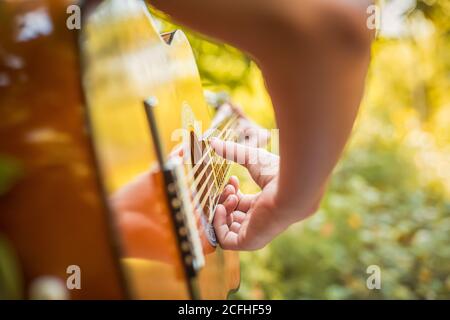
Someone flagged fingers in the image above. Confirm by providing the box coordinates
[213,183,246,250]
[235,118,270,148]
[213,204,239,250]
[217,176,254,217]
[236,193,257,213]
[210,138,278,188]
[228,176,239,194]
[232,211,246,224]
[209,138,256,166]
[218,176,240,203]
[229,222,241,233]
[227,210,247,225]
[218,184,236,204]
[223,194,239,214]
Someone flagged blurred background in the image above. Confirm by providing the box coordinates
[0,0,448,300]
[155,0,450,299]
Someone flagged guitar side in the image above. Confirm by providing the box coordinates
[0,0,126,299]
[81,0,240,299]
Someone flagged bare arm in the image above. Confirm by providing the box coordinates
[150,0,373,248]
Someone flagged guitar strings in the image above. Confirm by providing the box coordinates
[187,128,235,204]
[197,158,233,221]
[185,116,237,187]
[186,128,236,213]
[185,115,238,183]
[190,168,215,208]
[186,114,237,180]
[186,154,232,222]
[191,159,230,220]
[171,115,239,218]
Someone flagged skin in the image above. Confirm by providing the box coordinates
[112,104,270,259]
[149,0,374,250]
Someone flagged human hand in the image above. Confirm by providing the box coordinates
[211,138,322,250]
[214,102,271,148]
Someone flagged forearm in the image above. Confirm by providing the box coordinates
[259,3,373,220]
[265,46,371,222]
[150,0,373,222]
[149,0,334,58]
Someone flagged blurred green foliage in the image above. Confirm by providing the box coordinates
[0,0,447,300]
[0,156,22,197]
[154,0,450,299]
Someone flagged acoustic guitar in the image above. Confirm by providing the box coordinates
[0,0,259,299]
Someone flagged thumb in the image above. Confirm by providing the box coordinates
[209,138,274,188]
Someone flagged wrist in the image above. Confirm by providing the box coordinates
[274,193,318,229]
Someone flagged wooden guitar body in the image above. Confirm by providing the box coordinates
[82,0,240,299]
[0,0,125,299]
[0,0,239,299]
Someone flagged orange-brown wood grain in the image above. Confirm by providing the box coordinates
[0,0,240,300]
[0,0,125,299]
